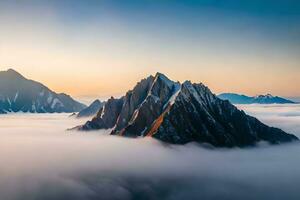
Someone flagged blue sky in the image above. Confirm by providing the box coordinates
[0,0,299,97]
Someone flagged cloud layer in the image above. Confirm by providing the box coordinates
[0,104,300,200]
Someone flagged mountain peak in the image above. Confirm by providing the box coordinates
[154,72,178,89]
[7,68,18,73]
[4,68,25,79]
[154,72,170,81]
[183,80,192,85]
[154,72,166,77]
[265,94,274,98]
[0,68,86,113]
[78,74,298,147]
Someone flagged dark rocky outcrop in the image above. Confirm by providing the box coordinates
[80,97,124,130]
[78,73,298,147]
[0,69,86,113]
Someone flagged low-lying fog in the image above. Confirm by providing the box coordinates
[0,104,300,200]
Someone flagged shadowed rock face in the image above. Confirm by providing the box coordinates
[80,97,124,130]
[76,100,103,118]
[152,82,297,146]
[78,73,298,147]
[0,69,86,113]
[113,75,156,133]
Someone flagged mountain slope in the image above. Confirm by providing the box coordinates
[76,99,103,118]
[78,73,298,147]
[0,69,86,113]
[218,93,295,104]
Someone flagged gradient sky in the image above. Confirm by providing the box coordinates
[0,0,299,99]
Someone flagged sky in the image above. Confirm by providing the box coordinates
[0,0,299,99]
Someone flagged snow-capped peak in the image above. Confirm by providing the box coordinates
[254,94,274,99]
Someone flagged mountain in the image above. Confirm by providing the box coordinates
[252,94,295,104]
[76,99,103,118]
[77,73,298,147]
[218,93,295,104]
[0,69,86,113]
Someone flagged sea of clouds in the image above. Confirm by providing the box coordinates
[0,104,300,200]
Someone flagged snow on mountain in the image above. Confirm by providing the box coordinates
[0,69,86,113]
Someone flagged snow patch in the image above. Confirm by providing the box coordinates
[100,104,106,118]
[32,103,36,113]
[13,92,19,102]
[129,110,139,125]
[6,97,11,106]
[163,83,181,109]
[47,93,53,104]
[51,98,63,109]
[183,81,202,103]
[254,94,274,99]
[39,90,45,97]
[141,127,148,136]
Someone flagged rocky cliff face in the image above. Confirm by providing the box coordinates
[80,97,124,130]
[78,73,298,147]
[0,69,86,113]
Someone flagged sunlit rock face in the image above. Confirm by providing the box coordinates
[0,69,86,113]
[79,73,298,147]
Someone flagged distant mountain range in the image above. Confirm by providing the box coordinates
[76,73,298,147]
[76,99,103,118]
[0,69,86,114]
[218,93,295,104]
